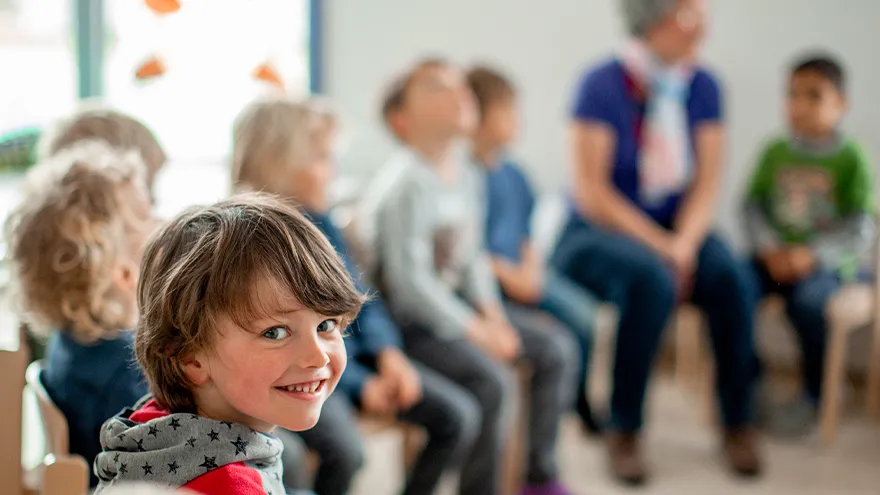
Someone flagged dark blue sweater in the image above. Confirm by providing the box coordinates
[40,330,147,487]
[307,211,403,399]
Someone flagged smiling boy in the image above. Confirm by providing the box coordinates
[93,193,364,494]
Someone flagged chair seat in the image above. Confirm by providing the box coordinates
[826,284,875,331]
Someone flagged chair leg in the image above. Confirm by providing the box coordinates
[818,319,849,448]
[401,425,423,472]
[699,349,716,427]
[675,307,703,393]
[42,456,89,495]
[866,318,880,418]
[501,366,531,495]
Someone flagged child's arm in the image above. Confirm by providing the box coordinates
[352,293,403,356]
[744,141,796,283]
[490,242,543,304]
[380,183,480,339]
[813,145,876,271]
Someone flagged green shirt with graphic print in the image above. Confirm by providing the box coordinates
[748,136,873,243]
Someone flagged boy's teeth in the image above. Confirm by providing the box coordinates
[285,381,321,393]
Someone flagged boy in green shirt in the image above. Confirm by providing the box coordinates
[747,54,875,437]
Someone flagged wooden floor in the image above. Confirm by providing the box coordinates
[352,375,880,495]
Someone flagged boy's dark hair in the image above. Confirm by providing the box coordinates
[466,66,516,121]
[380,57,450,124]
[135,193,365,413]
[791,54,846,93]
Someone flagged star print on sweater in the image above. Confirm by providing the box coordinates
[93,397,285,495]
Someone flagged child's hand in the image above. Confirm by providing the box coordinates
[786,246,816,281]
[466,317,520,363]
[487,318,522,363]
[361,376,396,417]
[760,248,795,284]
[663,235,698,299]
[377,348,422,410]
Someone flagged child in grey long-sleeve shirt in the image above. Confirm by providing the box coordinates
[372,58,576,495]
[377,148,500,338]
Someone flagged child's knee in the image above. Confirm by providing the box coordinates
[436,392,482,449]
[473,364,510,418]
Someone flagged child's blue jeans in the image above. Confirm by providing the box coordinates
[753,260,871,404]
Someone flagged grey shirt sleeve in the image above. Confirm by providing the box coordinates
[744,200,781,252]
[813,213,877,270]
[379,182,476,339]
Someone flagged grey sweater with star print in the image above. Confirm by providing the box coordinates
[94,396,309,495]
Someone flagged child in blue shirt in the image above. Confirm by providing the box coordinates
[467,65,602,434]
[5,141,155,486]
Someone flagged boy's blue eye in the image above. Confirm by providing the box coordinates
[262,326,290,340]
[317,319,338,333]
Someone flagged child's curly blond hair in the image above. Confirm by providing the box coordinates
[5,140,152,342]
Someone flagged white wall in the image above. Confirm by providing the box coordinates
[324,0,880,251]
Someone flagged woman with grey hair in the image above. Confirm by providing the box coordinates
[551,0,762,486]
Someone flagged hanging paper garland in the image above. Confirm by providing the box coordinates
[145,0,181,15]
[252,61,285,91]
[135,55,166,81]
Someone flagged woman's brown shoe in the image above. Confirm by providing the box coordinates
[606,432,648,486]
[722,427,763,478]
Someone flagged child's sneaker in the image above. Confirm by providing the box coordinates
[519,481,573,495]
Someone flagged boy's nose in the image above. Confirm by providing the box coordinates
[296,334,331,369]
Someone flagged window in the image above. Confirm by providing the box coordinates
[104,0,312,165]
[0,0,77,133]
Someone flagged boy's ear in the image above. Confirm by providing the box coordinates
[181,353,210,386]
[387,112,407,141]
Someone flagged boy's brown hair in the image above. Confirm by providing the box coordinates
[231,97,336,197]
[466,65,516,121]
[42,108,167,193]
[380,57,450,127]
[135,193,365,413]
[5,141,151,342]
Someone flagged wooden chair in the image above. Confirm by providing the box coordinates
[675,261,880,447]
[0,327,28,495]
[22,360,89,495]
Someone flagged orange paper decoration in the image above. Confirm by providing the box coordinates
[145,0,181,15]
[135,56,166,81]
[253,62,284,90]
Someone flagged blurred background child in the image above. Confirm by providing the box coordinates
[5,140,155,487]
[467,64,603,435]
[746,54,876,437]
[373,58,577,495]
[231,97,480,495]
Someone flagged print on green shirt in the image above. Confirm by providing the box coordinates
[748,137,874,245]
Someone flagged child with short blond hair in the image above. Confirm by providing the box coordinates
[5,140,155,487]
[374,58,577,495]
[41,107,167,198]
[93,193,363,494]
[231,97,479,495]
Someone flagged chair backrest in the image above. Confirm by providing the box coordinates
[0,326,29,495]
[25,361,70,457]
